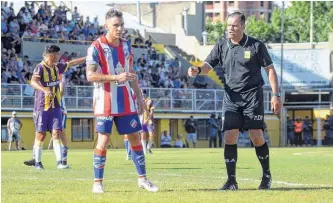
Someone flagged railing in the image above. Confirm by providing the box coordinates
[1,84,275,113]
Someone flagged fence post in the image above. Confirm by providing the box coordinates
[20,84,23,109]
[214,90,217,111]
[76,86,79,109]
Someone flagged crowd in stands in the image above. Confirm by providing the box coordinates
[1,1,103,45]
[1,1,190,90]
[1,1,97,85]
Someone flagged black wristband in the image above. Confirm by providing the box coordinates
[197,67,202,75]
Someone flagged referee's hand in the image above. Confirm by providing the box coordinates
[188,67,199,77]
[271,96,281,114]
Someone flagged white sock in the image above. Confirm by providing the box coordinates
[32,145,35,159]
[53,139,62,163]
[141,140,147,154]
[34,146,42,163]
[147,141,152,150]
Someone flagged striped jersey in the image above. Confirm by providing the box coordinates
[33,61,69,112]
[143,98,154,124]
[86,35,136,116]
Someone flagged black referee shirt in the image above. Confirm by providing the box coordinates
[205,34,273,93]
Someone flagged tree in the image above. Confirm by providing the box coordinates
[245,16,277,43]
[271,1,333,43]
[205,1,333,44]
[205,18,226,45]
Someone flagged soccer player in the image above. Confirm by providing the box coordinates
[188,12,281,190]
[86,8,158,193]
[7,111,23,151]
[23,74,70,168]
[141,90,155,154]
[58,74,69,167]
[29,45,85,169]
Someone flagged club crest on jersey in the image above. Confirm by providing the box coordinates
[244,51,251,59]
[115,62,125,74]
[103,47,110,54]
[130,119,137,128]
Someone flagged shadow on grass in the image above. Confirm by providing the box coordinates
[150,167,252,170]
[185,187,333,192]
[151,168,202,170]
[106,187,333,193]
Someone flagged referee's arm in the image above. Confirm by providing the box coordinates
[188,40,222,76]
[259,43,279,95]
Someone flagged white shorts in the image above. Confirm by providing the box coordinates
[186,133,197,144]
[9,132,20,142]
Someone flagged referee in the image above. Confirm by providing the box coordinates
[188,12,281,190]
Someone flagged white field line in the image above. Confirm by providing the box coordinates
[292,151,329,156]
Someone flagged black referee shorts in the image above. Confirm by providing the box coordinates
[223,87,264,131]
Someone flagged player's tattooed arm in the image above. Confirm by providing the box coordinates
[86,64,118,83]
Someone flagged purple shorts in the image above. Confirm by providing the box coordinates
[33,108,63,132]
[142,123,154,133]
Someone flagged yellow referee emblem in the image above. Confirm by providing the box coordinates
[244,51,251,59]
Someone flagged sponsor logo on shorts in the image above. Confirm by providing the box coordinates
[254,115,263,121]
[97,116,113,121]
[97,121,103,126]
[130,119,137,128]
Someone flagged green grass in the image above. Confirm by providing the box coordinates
[2,148,333,203]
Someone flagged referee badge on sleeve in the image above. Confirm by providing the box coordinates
[244,51,251,59]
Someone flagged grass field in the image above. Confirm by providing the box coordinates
[2,147,333,203]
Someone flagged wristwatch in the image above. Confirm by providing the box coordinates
[272,93,281,97]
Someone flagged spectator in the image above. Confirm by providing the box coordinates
[160,130,172,148]
[185,116,197,148]
[217,115,223,147]
[302,116,313,146]
[294,117,303,146]
[72,6,80,22]
[1,15,8,33]
[286,115,295,146]
[323,114,333,146]
[164,76,174,88]
[209,113,218,148]
[9,17,19,33]
[60,52,69,63]
[93,16,99,28]
[174,134,185,148]
[7,111,23,151]
[137,54,147,67]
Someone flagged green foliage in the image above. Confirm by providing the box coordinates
[205,1,333,44]
[205,19,226,45]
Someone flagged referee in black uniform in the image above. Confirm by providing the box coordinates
[188,12,281,190]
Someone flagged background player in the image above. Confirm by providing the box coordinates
[30,45,85,169]
[141,91,156,154]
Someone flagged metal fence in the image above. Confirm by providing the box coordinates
[1,84,275,113]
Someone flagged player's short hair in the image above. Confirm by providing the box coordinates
[105,8,123,20]
[44,45,60,54]
[227,11,246,26]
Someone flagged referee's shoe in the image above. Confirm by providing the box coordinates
[258,174,272,190]
[219,178,238,191]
